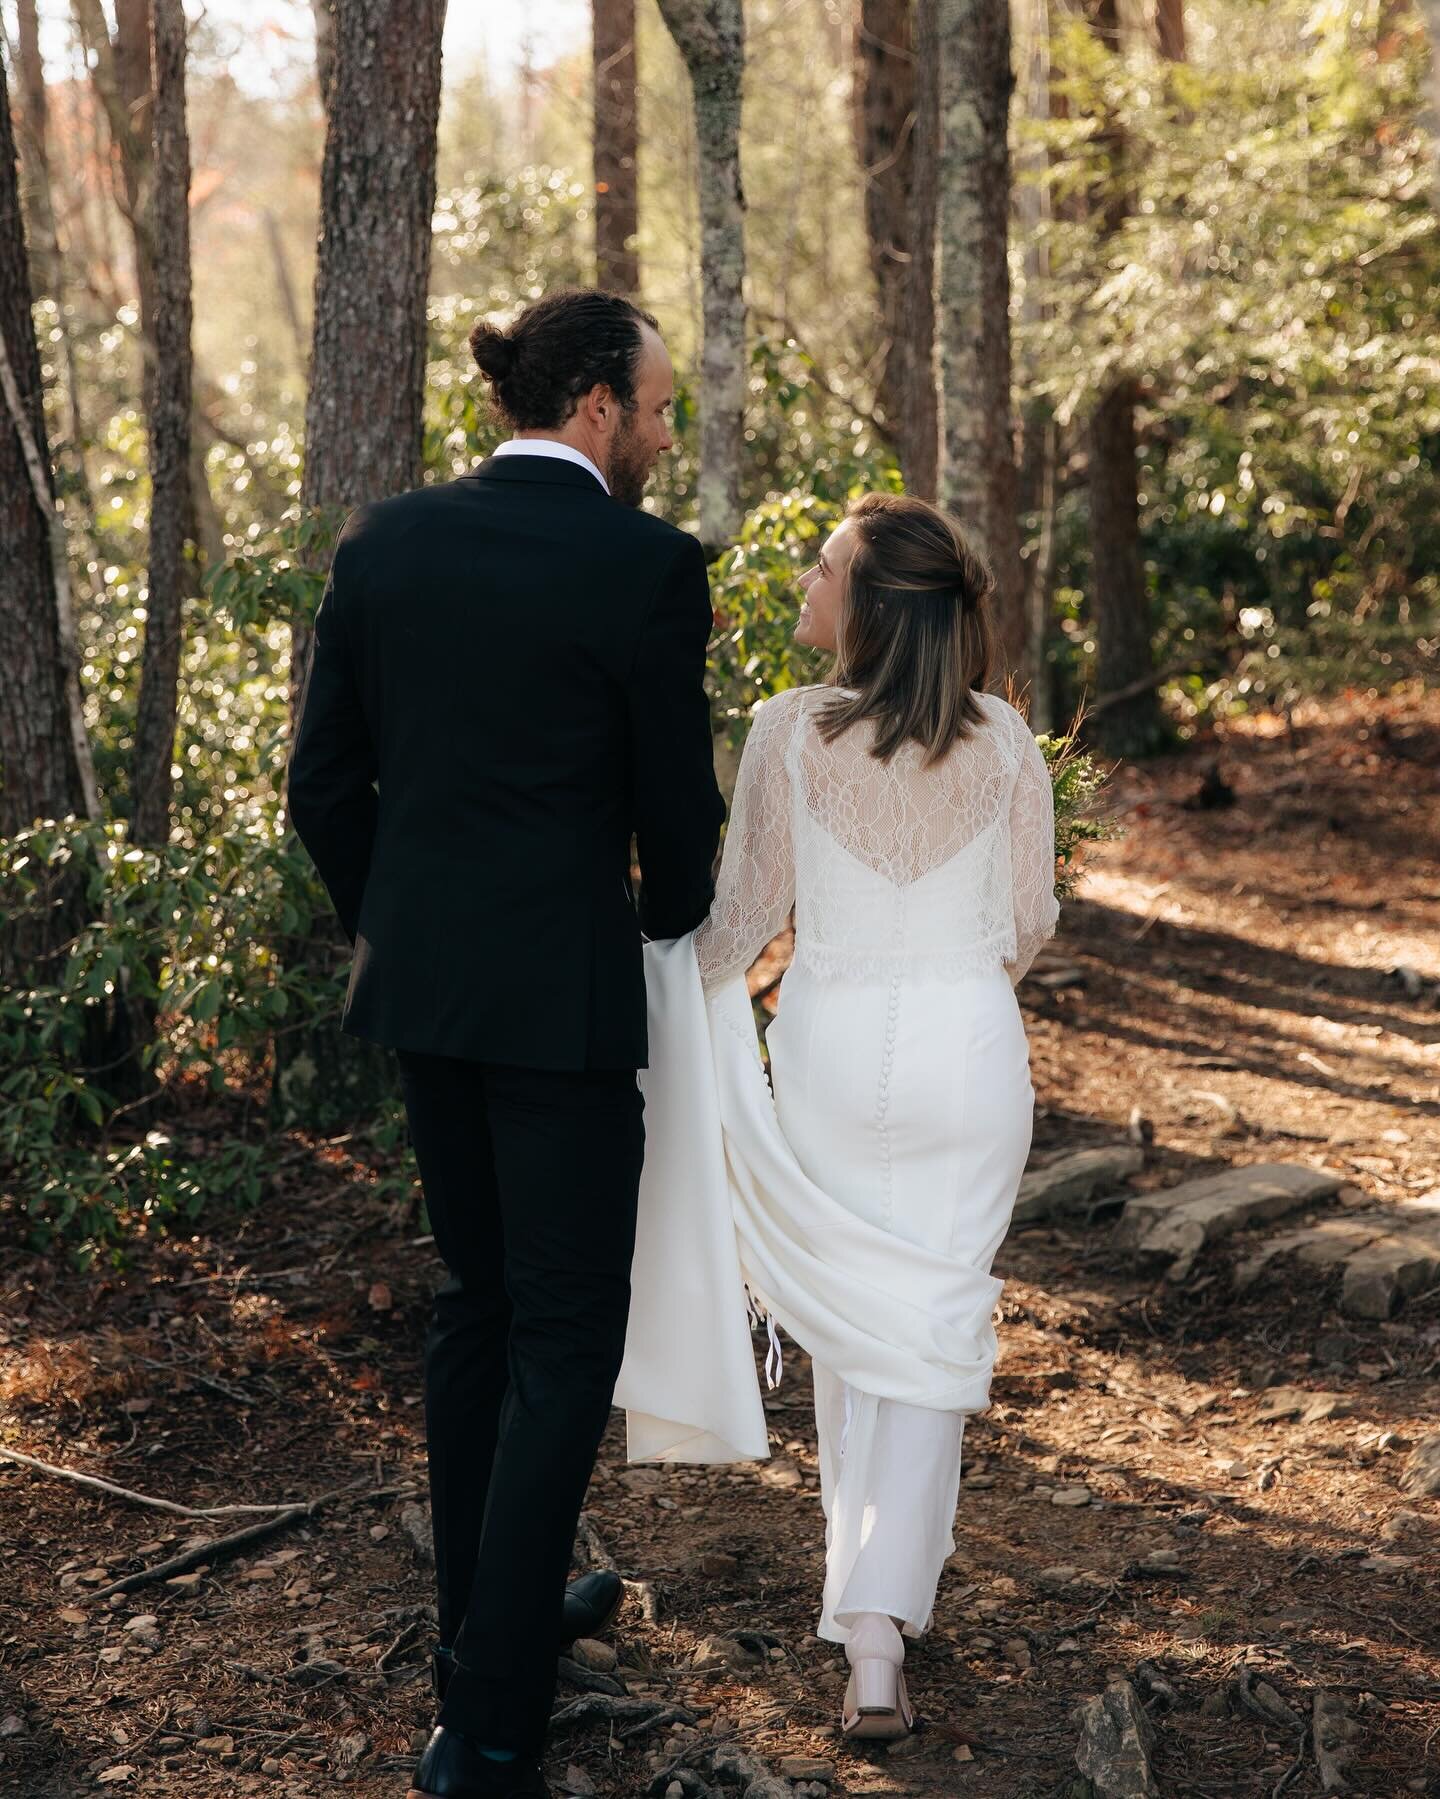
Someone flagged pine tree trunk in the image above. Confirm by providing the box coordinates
[1084,0,1163,756]
[131,0,194,850]
[853,0,918,477]
[656,0,746,551]
[281,0,446,1132]
[593,0,640,294]
[935,0,1025,672]
[904,0,940,502]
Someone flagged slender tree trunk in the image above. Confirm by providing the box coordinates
[1154,0,1186,62]
[1,51,85,833]
[904,0,940,502]
[295,0,447,703]
[131,0,194,850]
[14,0,60,300]
[656,0,746,551]
[1018,0,1061,728]
[281,0,446,1132]
[853,0,922,480]
[1084,0,1163,756]
[593,0,640,293]
[1413,2,1440,206]
[935,0,1025,672]
[0,54,95,985]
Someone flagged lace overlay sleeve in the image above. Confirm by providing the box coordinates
[694,693,799,991]
[1006,711,1061,984]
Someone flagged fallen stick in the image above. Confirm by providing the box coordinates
[85,1505,308,1600]
[0,1445,299,1519]
[80,1478,374,1601]
[575,1511,660,1624]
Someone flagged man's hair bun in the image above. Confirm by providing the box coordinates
[469,322,518,382]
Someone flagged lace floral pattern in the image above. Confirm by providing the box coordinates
[694,686,1059,990]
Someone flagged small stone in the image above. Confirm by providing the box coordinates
[0,1714,24,1738]
[333,1732,369,1768]
[1057,1638,1081,1653]
[97,1768,135,1786]
[122,1614,158,1633]
[1052,1485,1093,1508]
[1357,1554,1415,1574]
[97,1646,124,1664]
[559,1765,597,1797]
[569,1637,617,1672]
[1400,1433,1440,1498]
[78,1567,111,1584]
[886,1733,927,1760]
[1139,1549,1183,1571]
[196,1735,234,1756]
[1200,1690,1230,1718]
[778,1756,834,1781]
[243,1562,278,1581]
[699,1552,740,1578]
[760,1458,804,1489]
[1380,1510,1423,1542]
[953,1743,974,1762]
[260,1760,282,1776]
[165,1572,204,1592]
[1038,1564,1081,1588]
[58,1607,88,1626]
[1004,1637,1033,1671]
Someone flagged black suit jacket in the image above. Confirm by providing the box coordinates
[287,455,725,1070]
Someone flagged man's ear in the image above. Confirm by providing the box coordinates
[583,383,616,428]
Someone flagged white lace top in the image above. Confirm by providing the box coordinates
[694,685,1059,990]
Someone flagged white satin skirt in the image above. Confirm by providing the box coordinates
[766,962,1033,1642]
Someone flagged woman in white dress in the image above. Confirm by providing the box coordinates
[689,493,1059,1739]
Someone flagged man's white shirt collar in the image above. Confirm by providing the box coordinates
[491,436,610,495]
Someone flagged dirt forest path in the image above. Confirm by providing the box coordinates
[2,690,1438,1799]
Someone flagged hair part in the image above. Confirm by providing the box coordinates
[818,491,996,766]
[469,288,660,431]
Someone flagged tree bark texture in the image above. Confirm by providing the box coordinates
[131,0,195,849]
[312,0,338,109]
[656,0,746,551]
[1153,0,1186,63]
[14,0,61,301]
[1083,0,1163,755]
[903,0,940,502]
[935,0,1025,671]
[853,0,933,489]
[296,0,446,698]
[0,53,86,842]
[593,0,640,293]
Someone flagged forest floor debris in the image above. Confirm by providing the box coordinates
[2,691,1438,1796]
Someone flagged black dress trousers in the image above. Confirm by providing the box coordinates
[398,1049,645,1755]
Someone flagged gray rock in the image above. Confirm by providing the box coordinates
[1313,1689,1359,1792]
[1073,1675,1159,1797]
[570,1638,618,1673]
[1341,1223,1440,1319]
[1012,1147,1145,1226]
[1115,1164,1345,1280]
[777,1756,834,1782]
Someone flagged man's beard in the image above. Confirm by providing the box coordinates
[605,413,651,509]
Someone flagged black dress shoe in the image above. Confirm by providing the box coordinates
[560,1570,624,1646]
[407,1727,550,1798]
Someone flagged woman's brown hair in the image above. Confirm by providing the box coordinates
[818,491,996,766]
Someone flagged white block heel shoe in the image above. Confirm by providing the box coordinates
[841,1613,914,1742]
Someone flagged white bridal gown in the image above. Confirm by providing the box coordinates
[615,684,1059,1646]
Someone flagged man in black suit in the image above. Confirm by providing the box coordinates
[288,290,725,1799]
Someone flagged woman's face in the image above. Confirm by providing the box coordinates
[795,519,858,652]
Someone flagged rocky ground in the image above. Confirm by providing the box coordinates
[2,687,1438,1799]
